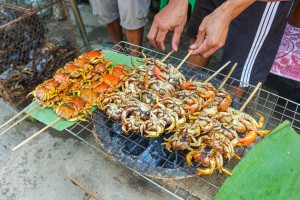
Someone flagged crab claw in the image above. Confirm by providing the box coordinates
[183,104,199,116]
[218,94,232,111]
[179,81,197,90]
[200,91,215,99]
[196,167,215,175]
[186,151,196,167]
[237,131,257,146]
[256,112,265,128]
[152,66,168,81]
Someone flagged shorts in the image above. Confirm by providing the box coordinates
[187,0,293,86]
[90,0,151,30]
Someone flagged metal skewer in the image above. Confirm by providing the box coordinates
[0,106,41,137]
[0,100,37,130]
[239,82,262,112]
[218,63,237,90]
[177,50,194,70]
[161,50,174,62]
[12,117,61,151]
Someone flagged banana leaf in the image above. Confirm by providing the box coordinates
[24,50,143,131]
[216,120,300,200]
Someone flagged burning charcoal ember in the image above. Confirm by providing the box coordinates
[137,139,166,167]
[123,134,149,156]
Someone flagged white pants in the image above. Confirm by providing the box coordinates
[89,0,151,30]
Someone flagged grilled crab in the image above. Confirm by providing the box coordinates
[151,61,186,88]
[140,113,167,138]
[55,96,91,121]
[79,49,105,64]
[162,131,202,152]
[28,79,61,101]
[152,103,186,133]
[121,115,144,134]
[122,99,152,121]
[102,102,124,120]
[146,78,175,98]
[202,131,240,161]
[186,144,232,176]
[217,108,271,146]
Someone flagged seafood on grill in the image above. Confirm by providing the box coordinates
[24,49,273,177]
[186,144,233,176]
[141,113,167,138]
[215,107,271,146]
[55,96,92,121]
[28,49,131,121]
[162,131,202,152]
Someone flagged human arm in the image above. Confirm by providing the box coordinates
[147,0,188,51]
[189,0,256,58]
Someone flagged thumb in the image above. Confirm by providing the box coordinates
[172,28,182,51]
[190,26,206,49]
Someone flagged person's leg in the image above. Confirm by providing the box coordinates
[118,0,151,56]
[106,18,123,45]
[221,1,293,99]
[95,0,121,45]
[123,27,144,56]
[186,0,224,67]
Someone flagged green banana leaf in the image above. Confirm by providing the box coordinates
[216,120,300,200]
[24,50,143,131]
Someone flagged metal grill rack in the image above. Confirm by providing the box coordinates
[65,41,300,199]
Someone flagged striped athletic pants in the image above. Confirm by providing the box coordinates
[187,0,294,86]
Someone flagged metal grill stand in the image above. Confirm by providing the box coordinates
[65,41,300,199]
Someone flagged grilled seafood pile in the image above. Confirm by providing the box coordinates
[99,55,270,176]
[28,50,130,121]
[28,50,270,176]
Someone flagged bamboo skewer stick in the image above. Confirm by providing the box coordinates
[0,106,41,137]
[203,61,231,83]
[239,82,262,112]
[0,100,37,130]
[12,117,61,151]
[177,50,194,70]
[218,63,238,90]
[161,50,174,62]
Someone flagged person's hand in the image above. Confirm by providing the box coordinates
[189,0,255,58]
[147,0,188,51]
[189,10,231,58]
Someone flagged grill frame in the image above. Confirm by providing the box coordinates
[65,41,300,199]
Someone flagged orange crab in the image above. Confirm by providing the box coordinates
[93,83,109,94]
[102,74,121,91]
[80,50,105,64]
[93,60,113,74]
[79,86,98,106]
[73,58,90,67]
[237,112,271,146]
[28,79,61,101]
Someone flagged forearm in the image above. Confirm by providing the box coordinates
[168,0,188,10]
[217,0,256,22]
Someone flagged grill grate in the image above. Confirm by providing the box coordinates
[65,41,300,199]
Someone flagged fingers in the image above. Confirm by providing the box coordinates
[190,37,222,59]
[191,39,211,57]
[156,28,168,51]
[172,28,183,51]
[147,25,168,51]
[147,25,159,49]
